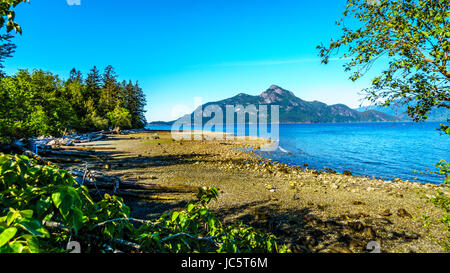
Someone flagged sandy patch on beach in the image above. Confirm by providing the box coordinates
[59,130,449,253]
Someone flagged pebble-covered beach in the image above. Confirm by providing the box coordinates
[58,130,450,253]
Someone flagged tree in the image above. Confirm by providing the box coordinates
[0,0,29,76]
[107,105,132,130]
[64,69,88,131]
[0,0,27,34]
[99,65,119,115]
[67,68,83,84]
[85,66,102,105]
[0,34,15,77]
[85,101,109,130]
[18,70,76,136]
[0,69,77,142]
[317,0,449,133]
[122,80,147,128]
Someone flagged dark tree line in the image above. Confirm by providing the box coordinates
[0,65,147,143]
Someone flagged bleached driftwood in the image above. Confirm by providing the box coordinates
[70,169,197,193]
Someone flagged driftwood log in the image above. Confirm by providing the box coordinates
[38,149,98,158]
[2,139,197,202]
[69,169,197,201]
[0,144,55,166]
[47,157,82,164]
[70,169,197,192]
[54,146,116,151]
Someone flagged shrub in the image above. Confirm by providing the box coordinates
[0,153,285,253]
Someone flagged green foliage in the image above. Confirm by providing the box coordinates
[0,0,28,76]
[318,0,449,131]
[417,160,450,184]
[107,106,132,130]
[0,70,77,142]
[0,67,147,143]
[436,160,450,184]
[0,0,27,34]
[0,33,15,76]
[440,124,450,135]
[425,160,450,251]
[0,153,285,253]
[429,191,450,251]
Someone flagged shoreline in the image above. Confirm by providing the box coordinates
[54,130,449,253]
[146,128,446,185]
[147,120,448,126]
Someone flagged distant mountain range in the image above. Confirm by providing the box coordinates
[355,103,449,122]
[150,85,403,125]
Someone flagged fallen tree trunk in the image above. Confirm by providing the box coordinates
[115,190,178,200]
[39,149,98,158]
[56,146,116,151]
[43,220,142,252]
[119,181,198,192]
[45,157,82,164]
[0,144,55,166]
[70,169,198,193]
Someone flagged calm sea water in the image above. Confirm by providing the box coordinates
[147,122,450,184]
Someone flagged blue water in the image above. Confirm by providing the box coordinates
[147,122,450,184]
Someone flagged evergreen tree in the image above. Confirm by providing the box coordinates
[0,65,147,142]
[64,68,88,131]
[0,0,28,77]
[67,68,83,84]
[0,33,16,77]
[117,80,147,128]
[131,81,147,128]
[85,65,102,105]
[99,65,119,115]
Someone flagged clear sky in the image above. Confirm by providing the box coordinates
[5,0,381,122]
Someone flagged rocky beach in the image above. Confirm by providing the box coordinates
[52,130,449,253]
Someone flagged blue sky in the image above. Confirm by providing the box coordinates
[5,0,380,122]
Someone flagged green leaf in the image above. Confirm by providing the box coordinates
[171,212,179,222]
[0,227,17,247]
[187,203,195,212]
[3,171,17,187]
[59,193,75,218]
[24,235,39,253]
[9,242,24,253]
[6,210,20,226]
[20,210,33,219]
[17,219,48,238]
[36,196,51,218]
[52,191,63,208]
[70,208,84,234]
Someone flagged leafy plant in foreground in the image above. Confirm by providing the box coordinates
[0,153,285,253]
[424,160,450,252]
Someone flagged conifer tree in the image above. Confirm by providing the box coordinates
[99,65,119,115]
[85,65,102,106]
[0,34,15,77]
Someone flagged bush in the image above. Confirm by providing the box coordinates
[425,160,450,252]
[0,153,286,253]
[106,106,132,130]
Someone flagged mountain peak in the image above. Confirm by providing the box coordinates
[162,86,399,124]
[268,84,282,90]
[267,85,288,94]
[260,85,296,103]
[267,85,295,96]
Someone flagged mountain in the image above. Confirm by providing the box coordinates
[151,85,399,125]
[355,103,450,122]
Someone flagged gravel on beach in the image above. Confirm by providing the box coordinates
[57,130,450,253]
